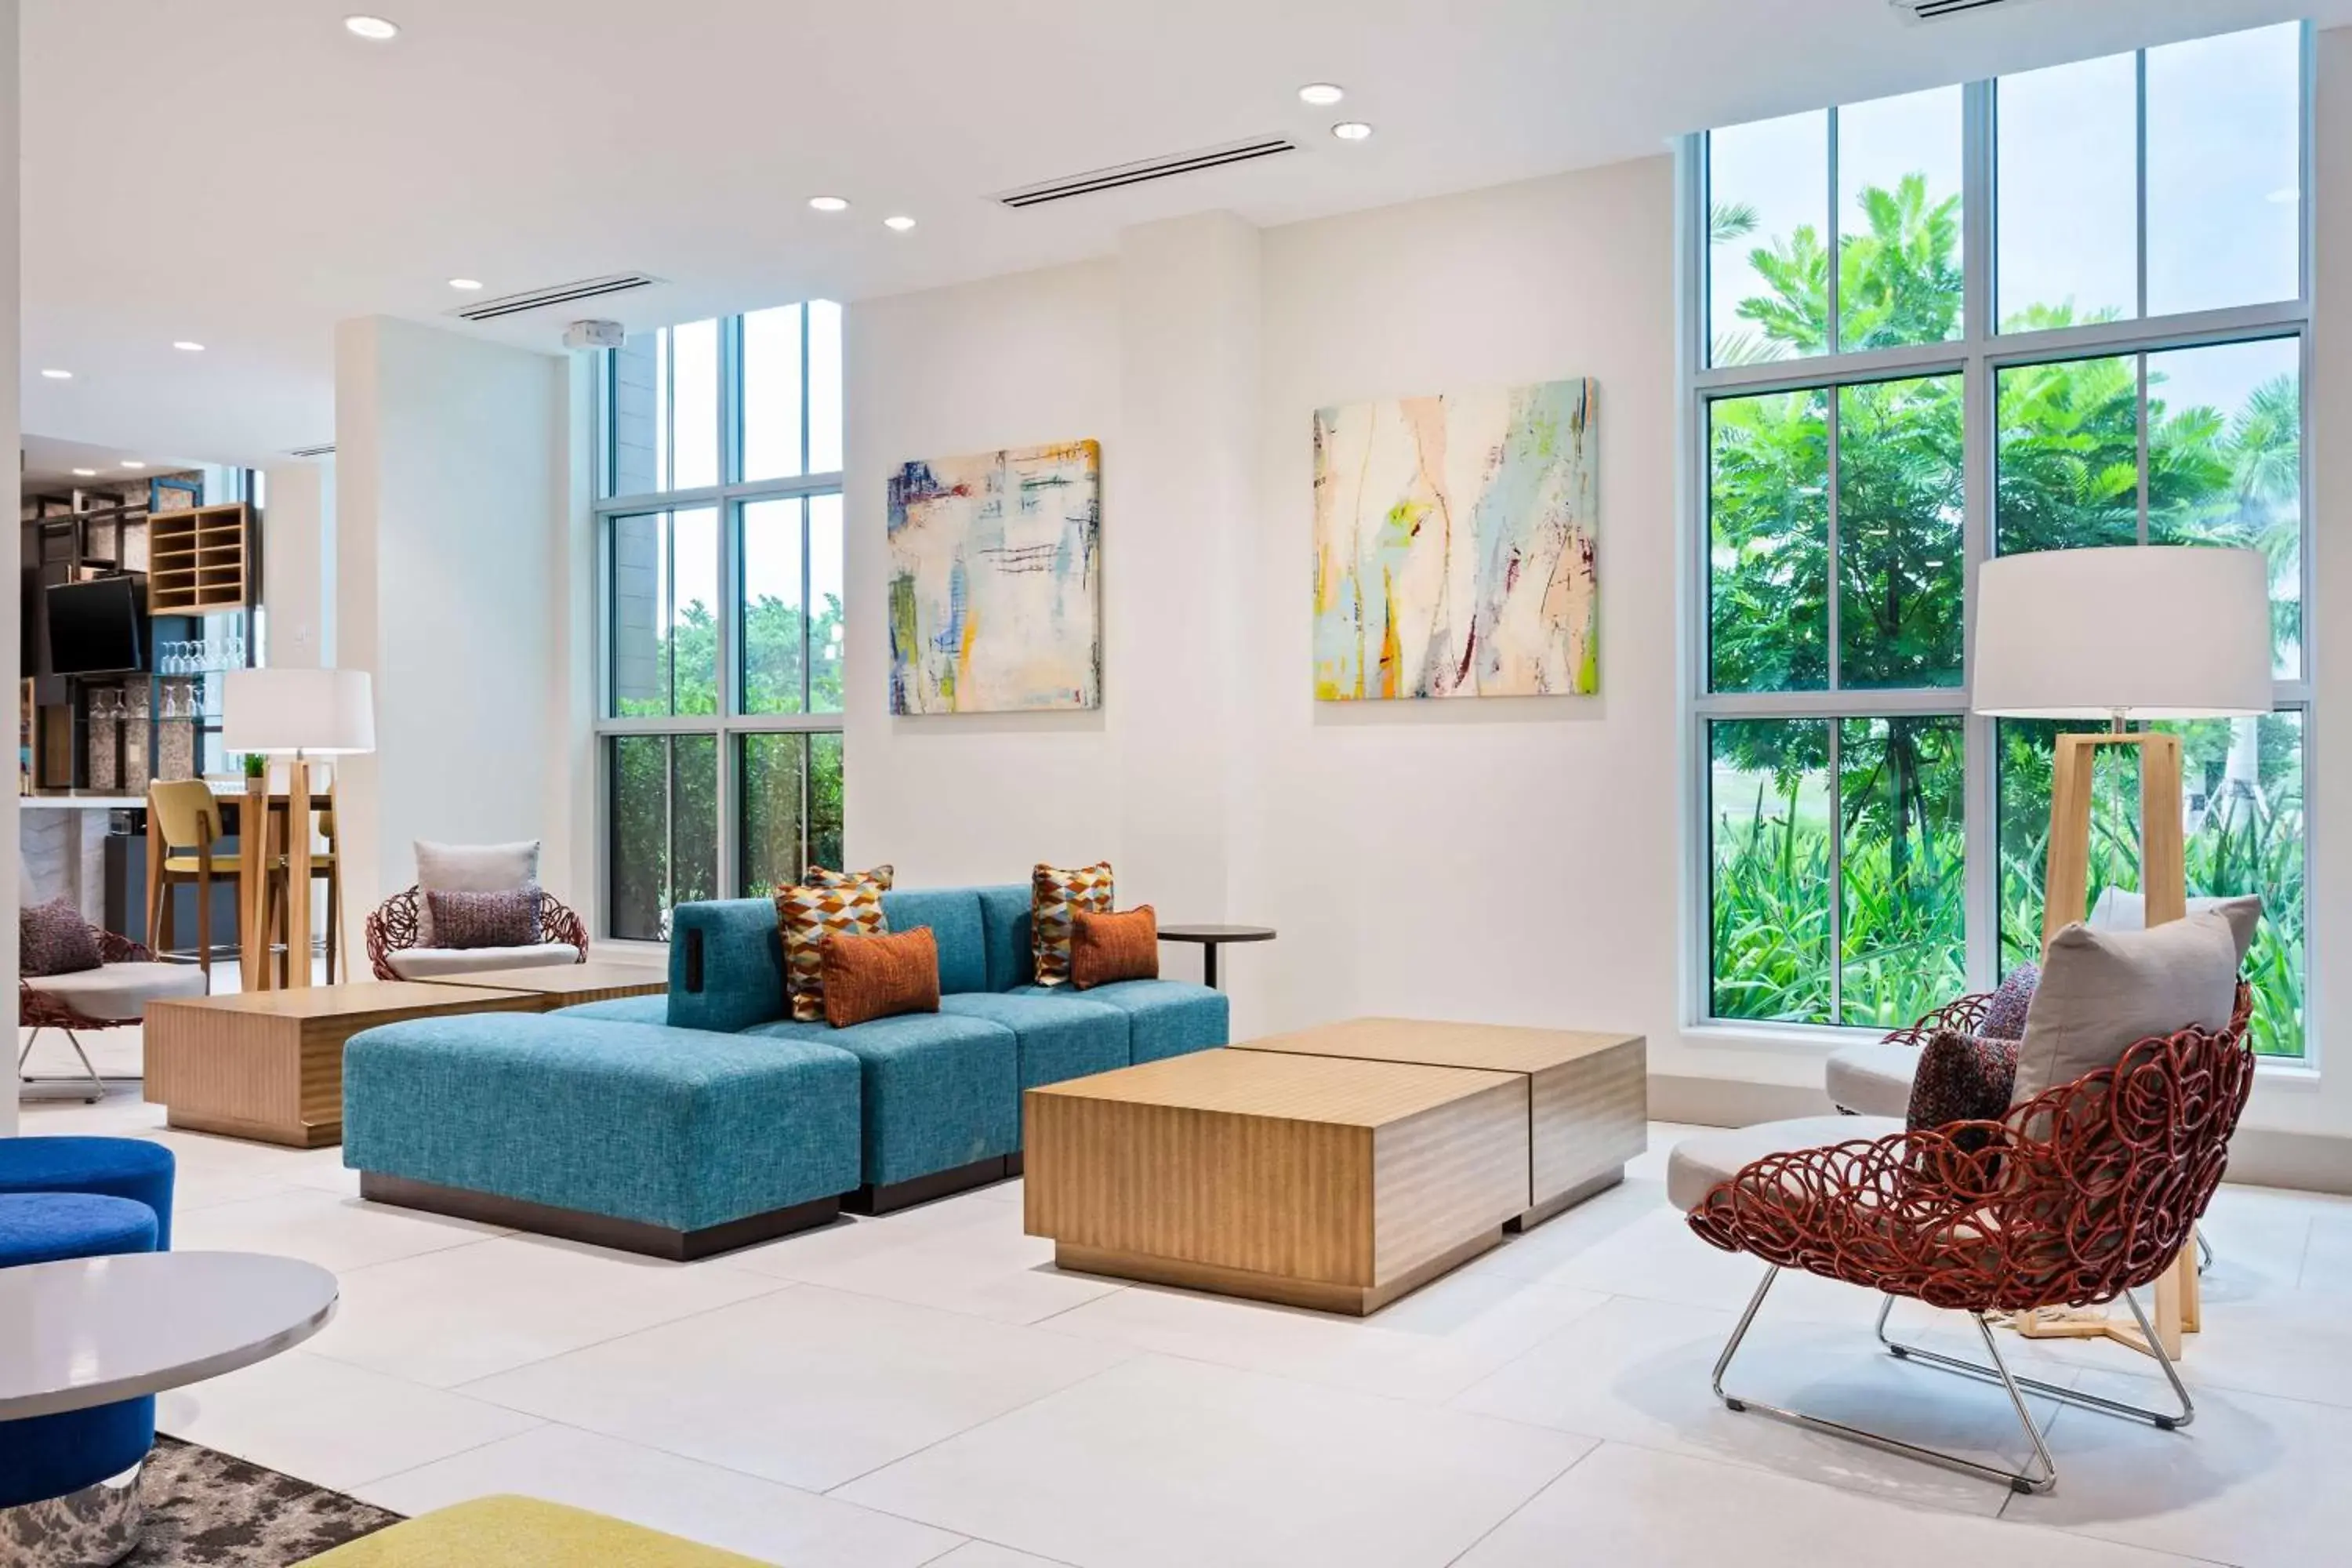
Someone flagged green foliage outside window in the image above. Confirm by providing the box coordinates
[1706,152,2305,1054]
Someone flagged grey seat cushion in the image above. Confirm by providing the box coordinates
[24,961,207,1021]
[1667,1114,1903,1212]
[2010,910,2241,1106]
[1824,1042,1920,1117]
[386,943,576,980]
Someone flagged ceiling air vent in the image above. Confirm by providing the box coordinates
[285,442,336,459]
[1890,0,2028,20]
[452,272,661,323]
[994,136,1297,209]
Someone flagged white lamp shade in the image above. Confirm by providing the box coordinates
[221,668,377,754]
[1971,546,2273,720]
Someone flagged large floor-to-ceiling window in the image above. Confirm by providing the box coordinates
[1690,23,2310,1057]
[595,303,845,941]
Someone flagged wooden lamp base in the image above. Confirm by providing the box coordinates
[2016,729,2198,1359]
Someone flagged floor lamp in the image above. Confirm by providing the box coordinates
[1972,545,2274,1357]
[222,669,377,992]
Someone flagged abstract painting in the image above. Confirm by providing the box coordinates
[888,440,1102,714]
[1313,378,1599,700]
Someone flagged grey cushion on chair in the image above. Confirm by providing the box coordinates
[24,963,207,1022]
[2086,889,2263,957]
[384,943,576,981]
[412,840,541,948]
[1668,1115,1903,1212]
[1824,1043,1920,1118]
[2009,909,2244,1107]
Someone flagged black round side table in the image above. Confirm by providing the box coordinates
[1155,924,1276,989]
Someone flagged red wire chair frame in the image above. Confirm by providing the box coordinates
[365,886,591,982]
[1689,984,2254,1494]
[19,926,154,1101]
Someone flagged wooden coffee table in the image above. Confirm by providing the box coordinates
[1025,1049,1531,1315]
[410,960,666,1010]
[1234,1018,1646,1229]
[144,982,540,1147]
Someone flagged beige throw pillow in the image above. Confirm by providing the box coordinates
[2085,889,2263,960]
[2009,909,2243,1108]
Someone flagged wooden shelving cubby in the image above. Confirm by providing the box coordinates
[147,503,251,614]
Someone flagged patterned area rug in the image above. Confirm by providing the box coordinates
[125,1437,403,1566]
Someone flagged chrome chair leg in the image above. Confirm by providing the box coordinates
[1714,1264,2059,1494]
[16,1025,108,1103]
[2197,1229,2214,1275]
[62,1029,107,1102]
[1876,1290,2193,1432]
[16,1027,38,1072]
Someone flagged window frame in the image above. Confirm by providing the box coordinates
[1680,28,2315,1052]
[592,309,846,941]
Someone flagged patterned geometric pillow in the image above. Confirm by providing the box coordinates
[20,897,102,977]
[807,864,895,892]
[1977,962,2040,1041]
[1031,862,1114,988]
[778,877,890,1022]
[1906,1028,2019,1145]
[426,887,543,950]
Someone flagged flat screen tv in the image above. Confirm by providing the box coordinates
[46,577,148,676]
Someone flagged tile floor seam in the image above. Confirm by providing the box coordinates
[426,1278,808,1399]
[815,1352,1145,1499]
[1436,1432,1605,1568]
[316,1413,559,1497]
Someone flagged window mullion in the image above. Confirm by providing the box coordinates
[1826,107,1841,358]
[1827,719,1844,1025]
[2136,354,2151,544]
[2136,49,2151,321]
[1825,386,1842,693]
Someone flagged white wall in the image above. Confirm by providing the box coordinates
[1,0,20,1137]
[334,316,569,921]
[844,162,1680,1040]
[844,260,1127,885]
[261,459,334,668]
[1232,158,1680,1048]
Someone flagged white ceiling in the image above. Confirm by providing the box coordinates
[20,0,2343,468]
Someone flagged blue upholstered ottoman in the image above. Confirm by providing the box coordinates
[0,1192,160,1554]
[0,1137,176,1250]
[739,1012,1020,1203]
[342,1014,862,1259]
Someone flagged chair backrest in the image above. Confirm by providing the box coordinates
[1984,983,2256,1307]
[148,780,223,851]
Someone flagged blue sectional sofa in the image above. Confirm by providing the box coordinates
[342,884,1227,1256]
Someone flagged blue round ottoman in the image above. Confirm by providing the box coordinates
[0,1191,161,1563]
[0,1138,175,1250]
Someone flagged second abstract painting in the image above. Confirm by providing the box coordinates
[1312,378,1599,700]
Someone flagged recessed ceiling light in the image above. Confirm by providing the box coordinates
[448,277,484,291]
[71,468,96,477]
[39,368,71,379]
[808,195,850,212]
[344,15,399,41]
[120,460,147,470]
[1332,121,1374,142]
[884,215,916,232]
[173,341,205,353]
[1299,83,1345,106]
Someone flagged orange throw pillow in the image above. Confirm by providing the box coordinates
[1071,906,1159,991]
[820,927,941,1028]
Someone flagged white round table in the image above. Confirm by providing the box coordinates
[0,1250,338,1421]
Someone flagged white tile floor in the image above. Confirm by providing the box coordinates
[19,1043,2352,1568]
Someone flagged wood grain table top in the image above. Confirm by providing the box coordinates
[410,961,667,997]
[145,981,536,1021]
[1029,1047,1515,1127]
[1232,1017,1643,1076]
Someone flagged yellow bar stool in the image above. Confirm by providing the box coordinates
[145,780,257,988]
